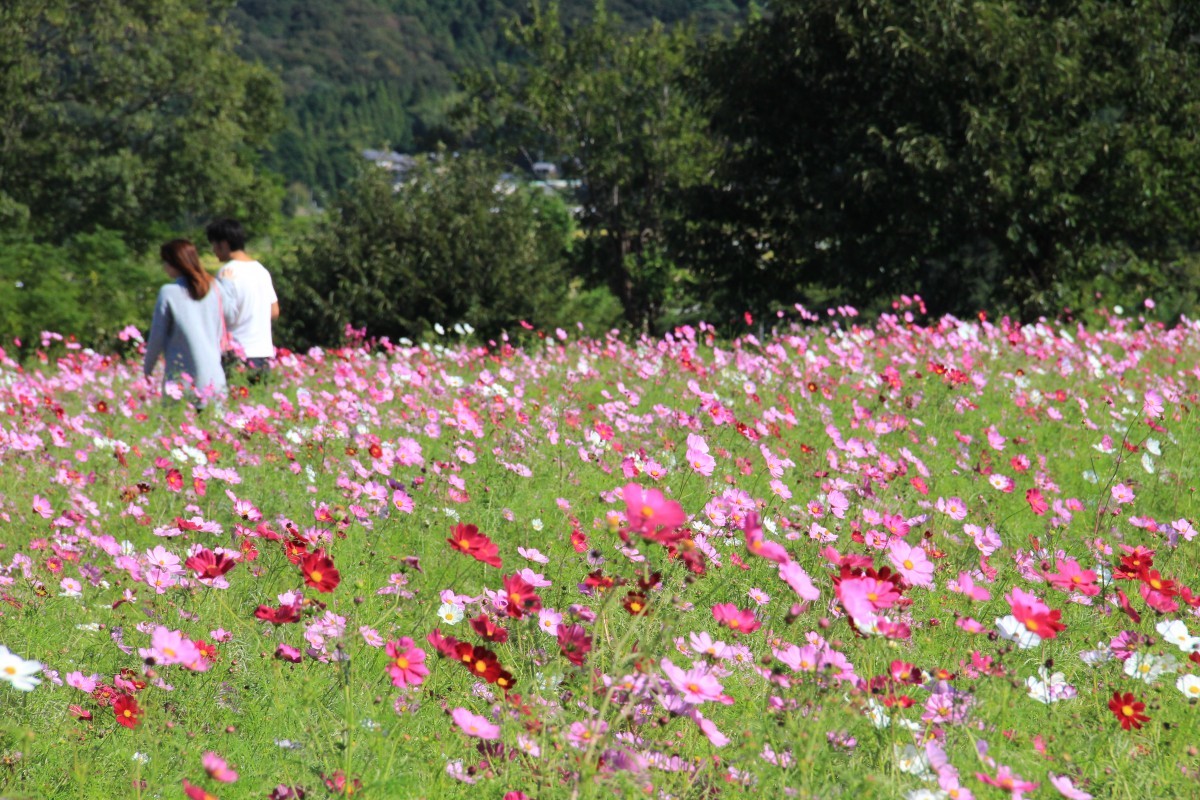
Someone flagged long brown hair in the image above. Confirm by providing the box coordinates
[160,239,214,301]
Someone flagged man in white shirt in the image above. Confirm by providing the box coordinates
[206,218,279,383]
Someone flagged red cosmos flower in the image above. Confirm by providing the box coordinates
[1139,569,1178,597]
[283,539,308,565]
[182,780,218,800]
[300,549,340,593]
[426,629,461,659]
[1116,545,1155,579]
[570,529,589,553]
[113,694,142,728]
[1109,691,1150,730]
[165,469,184,492]
[447,523,502,569]
[623,592,649,615]
[184,549,237,580]
[1010,605,1066,640]
[502,573,542,619]
[557,623,593,666]
[464,647,505,683]
[469,614,509,643]
[254,603,301,625]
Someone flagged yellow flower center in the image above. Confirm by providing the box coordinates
[903,559,914,570]
[310,570,322,583]
[394,656,409,670]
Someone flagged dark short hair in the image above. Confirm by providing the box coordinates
[205,218,246,251]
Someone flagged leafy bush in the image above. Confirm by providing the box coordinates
[276,154,581,349]
[0,231,160,357]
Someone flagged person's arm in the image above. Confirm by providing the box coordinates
[271,301,280,320]
[143,287,171,378]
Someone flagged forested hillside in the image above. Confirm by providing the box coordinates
[229,0,748,200]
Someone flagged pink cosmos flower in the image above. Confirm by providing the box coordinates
[566,719,609,749]
[451,707,500,740]
[778,561,820,601]
[1044,559,1099,596]
[1049,773,1093,800]
[66,671,99,693]
[711,603,761,634]
[139,626,200,667]
[622,483,686,536]
[385,637,429,689]
[976,765,1039,796]
[837,576,898,623]
[887,540,934,587]
[742,512,790,565]
[1111,483,1135,505]
[1026,489,1048,516]
[202,751,238,783]
[660,658,726,704]
[1143,390,1164,419]
[32,495,53,519]
[948,571,991,602]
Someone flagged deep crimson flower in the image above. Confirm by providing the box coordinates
[502,573,542,619]
[623,592,649,615]
[1109,691,1149,730]
[447,523,502,568]
[300,549,340,593]
[113,694,142,728]
[184,549,237,580]
[557,623,592,666]
[469,614,509,643]
[283,538,308,566]
[464,646,503,683]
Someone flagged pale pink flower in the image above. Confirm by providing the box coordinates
[451,707,500,740]
[202,752,238,783]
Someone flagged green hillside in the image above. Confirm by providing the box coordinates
[230,0,748,201]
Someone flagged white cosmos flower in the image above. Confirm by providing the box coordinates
[0,645,43,691]
[1123,652,1178,684]
[1156,620,1200,652]
[893,743,933,779]
[1177,674,1200,700]
[995,615,1042,650]
[436,603,464,625]
[1025,667,1077,704]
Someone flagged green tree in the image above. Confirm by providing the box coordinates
[691,0,1200,318]
[276,154,579,348]
[0,0,284,249]
[458,2,718,331]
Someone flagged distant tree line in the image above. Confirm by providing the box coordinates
[3,0,1200,353]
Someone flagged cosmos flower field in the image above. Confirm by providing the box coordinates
[1,301,1199,800]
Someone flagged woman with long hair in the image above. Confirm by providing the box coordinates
[143,239,227,402]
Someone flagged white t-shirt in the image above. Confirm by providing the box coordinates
[217,259,277,359]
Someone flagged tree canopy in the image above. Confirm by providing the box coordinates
[0,0,283,250]
[690,0,1200,318]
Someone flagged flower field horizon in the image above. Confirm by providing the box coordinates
[2,300,1199,799]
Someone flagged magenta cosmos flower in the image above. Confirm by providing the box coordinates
[385,638,429,689]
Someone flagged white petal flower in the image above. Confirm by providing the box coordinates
[0,645,43,691]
